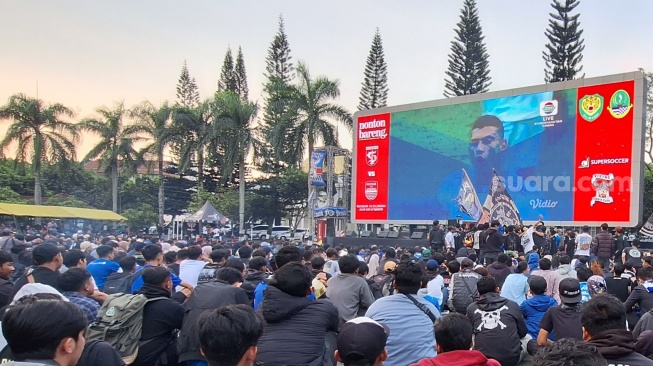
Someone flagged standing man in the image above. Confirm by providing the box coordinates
[484,221,503,266]
[614,227,627,264]
[592,223,614,271]
[574,226,592,259]
[445,227,456,252]
[562,229,576,259]
[428,221,445,253]
[86,245,121,291]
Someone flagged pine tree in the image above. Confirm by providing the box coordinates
[358,28,388,111]
[260,15,295,172]
[444,0,491,97]
[175,60,200,108]
[218,47,238,93]
[234,46,249,101]
[542,0,585,83]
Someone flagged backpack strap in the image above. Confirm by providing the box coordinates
[404,294,437,323]
[25,267,35,284]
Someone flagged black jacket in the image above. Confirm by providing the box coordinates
[484,229,504,253]
[242,270,267,304]
[588,329,653,366]
[133,284,186,366]
[10,266,61,299]
[177,279,250,362]
[0,278,14,308]
[256,286,339,366]
[467,293,527,366]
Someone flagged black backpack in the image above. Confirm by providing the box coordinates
[104,272,138,295]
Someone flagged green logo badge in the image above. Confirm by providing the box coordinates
[106,307,116,317]
[579,94,604,122]
[607,89,633,119]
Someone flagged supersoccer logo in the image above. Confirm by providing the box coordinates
[365,146,378,167]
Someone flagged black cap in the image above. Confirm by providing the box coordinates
[337,317,389,363]
[559,278,582,303]
[32,244,60,265]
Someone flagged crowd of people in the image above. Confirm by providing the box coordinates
[0,218,652,366]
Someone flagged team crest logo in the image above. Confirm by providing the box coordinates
[579,94,604,122]
[365,145,378,167]
[106,307,116,317]
[607,89,633,119]
[364,181,378,201]
[590,173,615,207]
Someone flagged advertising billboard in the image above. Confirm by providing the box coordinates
[352,72,646,226]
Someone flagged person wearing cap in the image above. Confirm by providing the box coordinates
[326,254,376,330]
[366,262,440,366]
[411,313,501,366]
[574,226,593,259]
[583,294,653,366]
[467,276,527,366]
[423,259,444,311]
[335,317,389,366]
[592,223,615,271]
[520,275,557,340]
[448,258,481,314]
[535,278,583,348]
[10,244,63,299]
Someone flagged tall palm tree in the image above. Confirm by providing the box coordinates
[214,91,259,237]
[172,100,214,190]
[0,94,79,205]
[270,61,353,166]
[79,102,144,213]
[130,101,175,226]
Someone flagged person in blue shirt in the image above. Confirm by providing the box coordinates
[520,275,557,339]
[366,261,440,366]
[131,244,193,294]
[500,261,530,305]
[86,245,121,291]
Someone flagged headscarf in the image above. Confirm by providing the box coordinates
[11,283,68,305]
[587,275,607,297]
[202,245,213,259]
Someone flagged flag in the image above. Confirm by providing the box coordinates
[477,172,522,226]
[456,169,483,221]
[309,151,326,186]
[640,213,653,237]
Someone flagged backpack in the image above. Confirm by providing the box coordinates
[104,272,137,295]
[86,293,167,365]
[371,274,394,297]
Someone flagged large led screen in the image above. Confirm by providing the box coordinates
[352,74,645,226]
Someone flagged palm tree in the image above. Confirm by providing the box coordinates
[79,102,144,213]
[214,91,259,237]
[270,61,352,166]
[172,100,215,190]
[130,101,175,226]
[0,94,79,205]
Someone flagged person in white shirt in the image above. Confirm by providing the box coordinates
[445,227,455,251]
[178,245,208,288]
[574,226,593,258]
[367,246,380,278]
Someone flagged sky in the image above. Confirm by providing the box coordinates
[1,0,652,159]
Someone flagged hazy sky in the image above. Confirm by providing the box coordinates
[1,0,652,158]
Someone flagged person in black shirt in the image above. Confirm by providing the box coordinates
[536,278,583,346]
[10,244,63,299]
[605,262,633,303]
[0,250,14,308]
[614,227,627,264]
[428,221,445,253]
[563,229,576,259]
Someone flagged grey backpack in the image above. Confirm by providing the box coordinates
[86,293,167,365]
